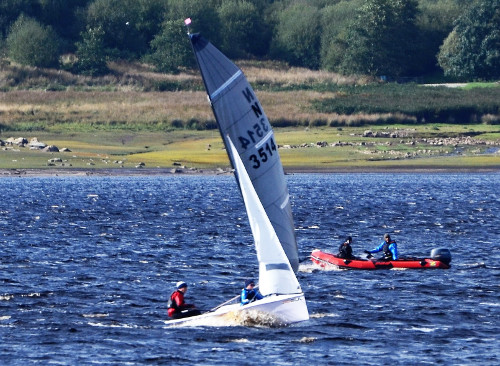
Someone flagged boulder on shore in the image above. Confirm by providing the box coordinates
[43,145,59,152]
[29,137,47,149]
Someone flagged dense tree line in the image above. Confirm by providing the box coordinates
[0,0,498,80]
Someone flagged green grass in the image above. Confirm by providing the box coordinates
[2,126,499,171]
[460,82,500,90]
[312,83,500,125]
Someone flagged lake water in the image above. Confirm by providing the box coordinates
[1,173,499,365]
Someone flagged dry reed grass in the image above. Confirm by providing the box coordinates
[239,62,363,86]
[2,59,363,91]
[0,59,398,130]
[2,89,384,128]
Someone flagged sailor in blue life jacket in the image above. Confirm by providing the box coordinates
[365,233,398,260]
[241,279,264,306]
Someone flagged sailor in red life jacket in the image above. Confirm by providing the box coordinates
[364,233,398,260]
[168,281,201,319]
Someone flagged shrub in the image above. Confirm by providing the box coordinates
[171,120,184,128]
[437,0,500,80]
[75,26,108,76]
[147,19,194,73]
[340,0,420,77]
[217,0,269,58]
[6,15,60,68]
[311,83,500,124]
[86,0,146,58]
[271,3,321,69]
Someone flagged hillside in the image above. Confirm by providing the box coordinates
[1,61,500,173]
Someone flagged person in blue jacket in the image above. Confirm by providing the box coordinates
[241,279,264,306]
[365,233,398,260]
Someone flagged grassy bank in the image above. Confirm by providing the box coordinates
[2,60,499,131]
[2,126,499,171]
[1,61,499,171]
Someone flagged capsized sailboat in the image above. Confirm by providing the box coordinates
[165,22,308,326]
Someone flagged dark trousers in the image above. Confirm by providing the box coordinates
[171,309,201,319]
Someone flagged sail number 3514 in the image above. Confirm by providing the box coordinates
[248,138,277,169]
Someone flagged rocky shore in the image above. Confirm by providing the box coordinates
[0,167,236,177]
[2,164,499,178]
[2,130,499,177]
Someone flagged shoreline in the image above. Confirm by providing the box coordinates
[1,166,499,177]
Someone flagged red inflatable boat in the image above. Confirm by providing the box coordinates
[311,248,451,269]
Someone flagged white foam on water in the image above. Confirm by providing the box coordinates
[295,337,316,343]
[310,312,339,319]
[479,302,500,307]
[82,313,109,318]
[88,322,137,329]
[298,263,319,273]
[308,262,345,272]
[227,338,250,343]
[165,309,286,328]
[409,326,438,333]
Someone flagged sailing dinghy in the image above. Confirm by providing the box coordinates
[165,22,309,326]
[167,139,308,326]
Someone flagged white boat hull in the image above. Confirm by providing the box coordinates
[165,293,309,327]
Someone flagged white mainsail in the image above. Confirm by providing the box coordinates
[188,32,299,272]
[227,137,302,296]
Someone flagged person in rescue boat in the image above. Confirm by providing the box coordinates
[168,281,201,319]
[337,236,354,259]
[365,233,398,260]
[241,279,264,306]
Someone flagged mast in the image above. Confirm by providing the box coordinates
[185,19,299,272]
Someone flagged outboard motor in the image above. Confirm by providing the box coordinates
[430,248,452,265]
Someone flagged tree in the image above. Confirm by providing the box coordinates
[271,2,321,69]
[438,0,500,80]
[6,15,60,68]
[217,0,270,59]
[0,0,39,38]
[147,19,194,73]
[86,0,146,58]
[144,0,221,73]
[135,0,168,47]
[340,0,420,77]
[320,0,362,71]
[166,0,221,45]
[38,0,91,45]
[414,0,466,75]
[75,26,108,76]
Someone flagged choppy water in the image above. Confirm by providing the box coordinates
[1,173,499,365]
